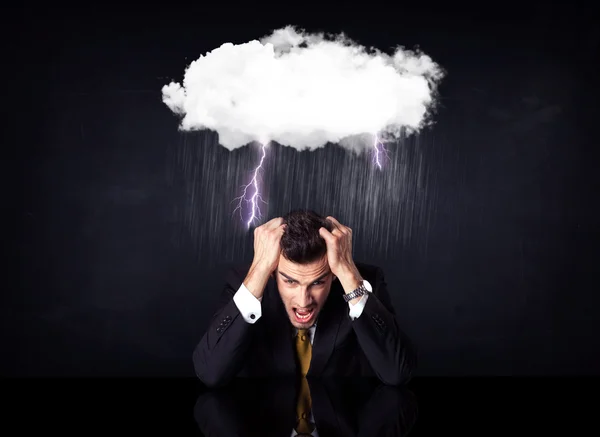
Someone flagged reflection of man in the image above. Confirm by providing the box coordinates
[194,377,418,437]
[193,210,416,387]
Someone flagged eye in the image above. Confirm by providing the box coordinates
[312,281,324,286]
[285,279,295,284]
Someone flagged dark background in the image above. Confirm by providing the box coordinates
[5,2,599,377]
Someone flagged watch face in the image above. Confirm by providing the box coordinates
[363,280,373,292]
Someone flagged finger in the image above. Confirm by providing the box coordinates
[327,216,347,234]
[319,226,334,242]
[273,223,286,240]
[329,221,345,237]
[330,223,347,236]
[266,217,284,229]
[326,216,343,228]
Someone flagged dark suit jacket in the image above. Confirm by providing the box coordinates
[192,262,416,387]
[194,377,418,437]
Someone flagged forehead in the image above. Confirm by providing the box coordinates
[277,254,329,278]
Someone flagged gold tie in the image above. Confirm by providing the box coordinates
[295,329,312,376]
[295,329,314,434]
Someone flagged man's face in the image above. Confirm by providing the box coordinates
[275,254,334,329]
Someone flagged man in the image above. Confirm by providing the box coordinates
[193,210,415,387]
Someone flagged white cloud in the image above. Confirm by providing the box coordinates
[162,25,444,152]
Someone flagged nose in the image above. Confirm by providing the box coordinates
[297,287,314,308]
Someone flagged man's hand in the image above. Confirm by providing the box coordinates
[244,217,286,299]
[251,217,286,273]
[319,216,363,297]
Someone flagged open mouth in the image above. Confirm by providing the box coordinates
[293,307,315,324]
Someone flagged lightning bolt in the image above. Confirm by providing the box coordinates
[232,141,268,228]
[232,135,389,228]
[372,133,390,169]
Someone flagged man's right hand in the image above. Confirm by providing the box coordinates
[243,217,286,299]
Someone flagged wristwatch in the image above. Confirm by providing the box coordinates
[343,280,372,302]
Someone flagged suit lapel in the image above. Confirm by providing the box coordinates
[308,282,345,376]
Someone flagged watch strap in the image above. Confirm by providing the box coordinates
[343,281,369,302]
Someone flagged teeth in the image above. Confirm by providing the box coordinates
[295,309,312,320]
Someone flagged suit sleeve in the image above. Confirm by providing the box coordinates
[192,265,261,387]
[350,266,417,385]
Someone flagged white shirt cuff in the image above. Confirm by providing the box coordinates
[348,293,369,320]
[233,283,262,323]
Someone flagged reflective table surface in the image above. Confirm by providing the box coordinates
[4,377,597,435]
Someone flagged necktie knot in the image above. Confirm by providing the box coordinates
[297,329,308,342]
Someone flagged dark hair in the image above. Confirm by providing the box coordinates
[280,209,333,264]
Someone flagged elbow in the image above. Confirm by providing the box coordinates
[193,346,230,388]
[382,340,417,386]
[398,339,418,384]
[379,365,413,386]
[197,370,229,389]
[396,339,418,385]
[398,360,415,385]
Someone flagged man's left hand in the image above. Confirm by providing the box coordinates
[319,216,363,295]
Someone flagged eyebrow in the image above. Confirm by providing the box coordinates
[278,271,331,283]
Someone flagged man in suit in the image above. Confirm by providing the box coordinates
[192,209,415,387]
